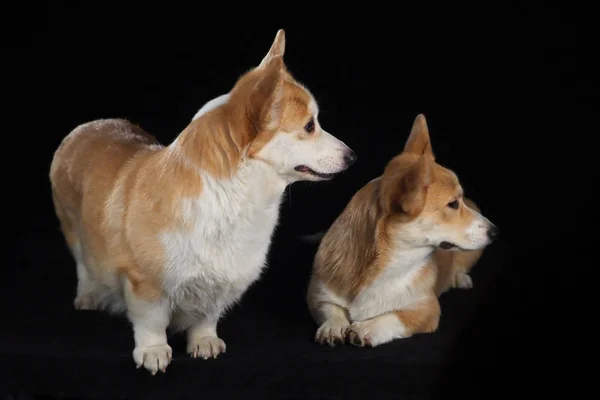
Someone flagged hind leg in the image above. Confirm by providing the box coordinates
[434,248,483,295]
[73,257,101,310]
[69,236,107,311]
[434,197,486,296]
[449,250,483,289]
[451,197,485,289]
[53,194,101,310]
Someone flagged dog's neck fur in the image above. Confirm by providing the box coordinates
[163,94,288,209]
[389,239,434,275]
[386,216,437,274]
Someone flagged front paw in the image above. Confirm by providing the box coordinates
[315,320,350,347]
[347,322,374,347]
[133,344,172,375]
[74,295,97,310]
[347,318,406,348]
[454,272,473,289]
[187,336,226,359]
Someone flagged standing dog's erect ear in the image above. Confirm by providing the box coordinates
[248,55,285,133]
[259,29,286,68]
[404,114,434,158]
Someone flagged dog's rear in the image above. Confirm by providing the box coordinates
[50,119,163,312]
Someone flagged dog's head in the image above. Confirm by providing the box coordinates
[380,114,498,251]
[224,29,356,183]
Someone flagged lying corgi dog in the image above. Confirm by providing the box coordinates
[49,29,357,374]
[306,114,498,347]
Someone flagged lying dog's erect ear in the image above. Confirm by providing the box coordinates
[381,114,435,216]
[396,153,433,217]
[404,114,434,158]
[259,29,286,68]
[249,55,285,133]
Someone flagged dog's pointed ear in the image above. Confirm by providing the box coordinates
[404,114,434,158]
[249,55,285,133]
[396,153,433,216]
[259,29,286,68]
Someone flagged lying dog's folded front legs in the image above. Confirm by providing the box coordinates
[124,281,172,374]
[313,302,351,347]
[347,294,441,347]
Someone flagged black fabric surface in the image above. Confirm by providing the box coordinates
[3,3,577,399]
[1,227,511,399]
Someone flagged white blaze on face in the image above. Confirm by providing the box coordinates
[429,208,494,251]
[394,203,495,252]
[462,207,495,249]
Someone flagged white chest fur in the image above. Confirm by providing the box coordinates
[159,160,286,320]
[348,247,433,322]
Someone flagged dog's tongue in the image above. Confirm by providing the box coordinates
[295,165,310,172]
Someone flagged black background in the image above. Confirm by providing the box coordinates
[2,3,583,399]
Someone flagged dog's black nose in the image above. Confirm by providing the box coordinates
[487,225,499,242]
[344,149,357,166]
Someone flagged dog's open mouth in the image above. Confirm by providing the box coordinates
[294,165,336,180]
[439,241,458,250]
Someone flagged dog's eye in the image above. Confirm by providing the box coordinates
[447,200,459,209]
[304,118,315,133]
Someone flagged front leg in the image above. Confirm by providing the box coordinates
[124,281,172,375]
[312,302,351,347]
[187,315,226,359]
[348,295,441,347]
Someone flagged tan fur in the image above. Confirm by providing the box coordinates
[308,114,497,346]
[178,56,314,178]
[311,179,387,300]
[50,30,357,373]
[50,119,169,301]
[50,38,314,302]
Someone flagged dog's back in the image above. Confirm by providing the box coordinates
[50,119,161,213]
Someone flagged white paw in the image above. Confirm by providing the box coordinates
[74,295,97,310]
[315,320,350,347]
[455,272,473,289]
[133,344,172,375]
[187,336,226,359]
[347,316,407,347]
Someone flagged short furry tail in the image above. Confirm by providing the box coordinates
[298,231,326,244]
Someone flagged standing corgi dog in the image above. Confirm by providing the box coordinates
[306,114,498,348]
[50,29,357,374]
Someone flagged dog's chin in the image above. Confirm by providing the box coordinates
[294,165,339,181]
